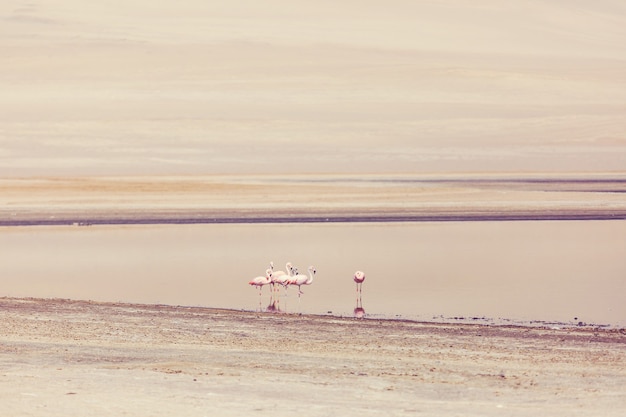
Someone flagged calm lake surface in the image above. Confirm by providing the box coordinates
[2,220,625,327]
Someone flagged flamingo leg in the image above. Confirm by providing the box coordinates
[294,290,300,312]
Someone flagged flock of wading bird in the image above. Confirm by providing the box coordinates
[248,262,367,317]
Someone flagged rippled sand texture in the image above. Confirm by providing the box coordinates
[1,1,625,176]
[1,298,625,417]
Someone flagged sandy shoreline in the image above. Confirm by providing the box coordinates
[1,297,624,416]
[3,210,626,227]
[2,175,626,226]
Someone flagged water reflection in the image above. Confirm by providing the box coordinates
[266,295,282,313]
[354,295,365,318]
[255,285,308,314]
[2,222,625,327]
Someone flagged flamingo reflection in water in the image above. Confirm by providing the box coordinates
[266,295,283,313]
[248,263,317,313]
[267,261,296,312]
[353,270,366,318]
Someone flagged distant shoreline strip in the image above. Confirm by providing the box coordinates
[2,212,626,226]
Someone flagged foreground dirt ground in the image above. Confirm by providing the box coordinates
[1,298,624,416]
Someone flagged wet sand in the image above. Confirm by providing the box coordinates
[1,297,624,416]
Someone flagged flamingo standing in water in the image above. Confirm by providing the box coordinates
[354,270,365,294]
[270,262,294,295]
[249,268,273,296]
[353,270,366,318]
[287,265,316,299]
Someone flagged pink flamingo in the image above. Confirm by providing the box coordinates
[354,270,365,294]
[353,270,366,318]
[249,268,273,296]
[270,262,294,295]
[287,265,316,299]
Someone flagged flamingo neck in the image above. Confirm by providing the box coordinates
[306,268,315,284]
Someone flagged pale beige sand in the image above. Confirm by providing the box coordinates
[2,174,626,224]
[1,298,624,416]
[1,1,625,176]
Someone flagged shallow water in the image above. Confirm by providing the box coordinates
[2,221,625,327]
